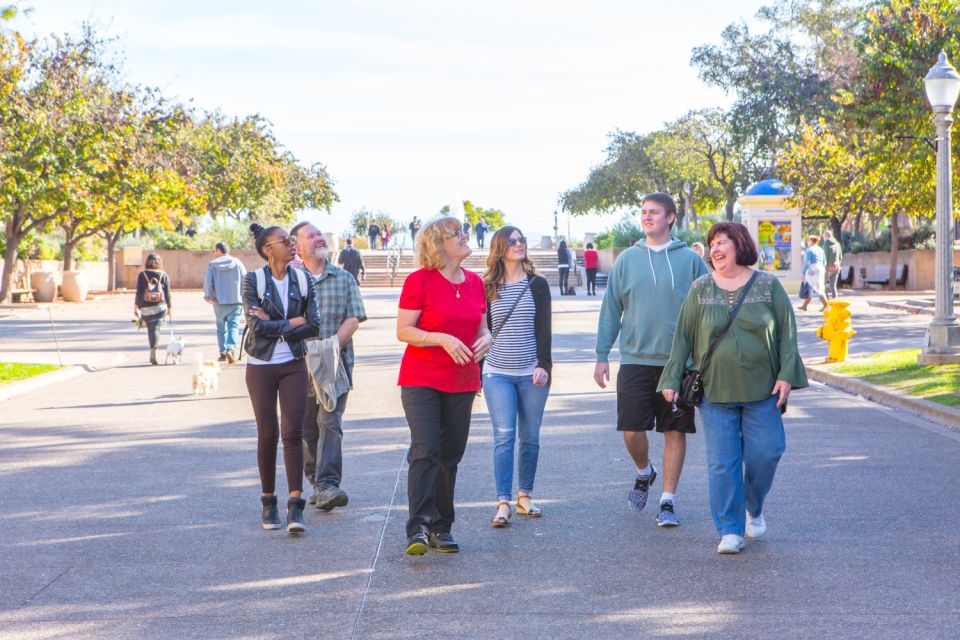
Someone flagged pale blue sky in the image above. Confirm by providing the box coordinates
[20,1,767,241]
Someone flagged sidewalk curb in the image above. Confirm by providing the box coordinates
[805,363,960,430]
[0,365,87,403]
[0,353,127,403]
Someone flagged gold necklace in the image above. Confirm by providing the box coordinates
[446,268,464,299]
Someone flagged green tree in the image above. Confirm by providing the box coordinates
[462,200,506,230]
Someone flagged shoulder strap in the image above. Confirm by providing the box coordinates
[295,267,309,297]
[491,277,532,340]
[699,270,759,376]
[254,267,266,302]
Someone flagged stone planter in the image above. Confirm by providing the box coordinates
[30,271,56,302]
[61,270,89,302]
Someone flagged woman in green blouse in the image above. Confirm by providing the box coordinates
[659,222,808,555]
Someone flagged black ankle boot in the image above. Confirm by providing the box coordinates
[261,495,280,530]
[287,497,306,533]
[149,348,158,365]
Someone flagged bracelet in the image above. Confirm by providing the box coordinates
[420,331,430,346]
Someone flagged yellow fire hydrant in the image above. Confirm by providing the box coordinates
[816,300,856,363]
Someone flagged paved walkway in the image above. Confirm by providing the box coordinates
[1,290,958,639]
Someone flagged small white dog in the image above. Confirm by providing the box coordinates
[192,353,220,396]
[165,336,185,365]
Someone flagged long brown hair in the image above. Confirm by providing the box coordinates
[484,226,537,302]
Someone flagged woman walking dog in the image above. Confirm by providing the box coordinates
[134,253,172,366]
[243,223,321,534]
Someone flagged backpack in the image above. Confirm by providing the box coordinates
[143,271,165,303]
[253,266,309,313]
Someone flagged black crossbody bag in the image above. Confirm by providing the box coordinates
[679,271,758,406]
[479,278,532,370]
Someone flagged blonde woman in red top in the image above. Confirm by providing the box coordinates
[396,216,493,555]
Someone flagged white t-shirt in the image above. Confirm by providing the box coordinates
[247,275,295,366]
[646,240,671,253]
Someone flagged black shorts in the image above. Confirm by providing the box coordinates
[616,364,696,433]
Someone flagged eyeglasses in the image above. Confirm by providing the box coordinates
[508,237,527,247]
[448,230,466,239]
[264,236,295,248]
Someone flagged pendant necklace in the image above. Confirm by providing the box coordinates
[449,269,463,299]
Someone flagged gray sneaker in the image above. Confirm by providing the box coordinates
[316,486,349,511]
[628,465,657,512]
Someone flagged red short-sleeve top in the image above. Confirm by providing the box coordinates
[583,249,599,270]
[397,268,487,393]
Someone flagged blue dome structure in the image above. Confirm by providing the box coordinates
[744,178,794,196]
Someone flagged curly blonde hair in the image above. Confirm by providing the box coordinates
[416,216,462,269]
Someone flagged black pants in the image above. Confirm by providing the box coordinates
[143,314,164,348]
[558,267,569,294]
[586,268,597,295]
[401,386,475,537]
[245,359,309,495]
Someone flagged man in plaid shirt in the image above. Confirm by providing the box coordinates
[291,222,367,511]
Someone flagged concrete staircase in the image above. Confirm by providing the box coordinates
[353,249,569,288]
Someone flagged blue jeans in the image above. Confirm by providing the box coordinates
[699,395,786,537]
[482,372,550,501]
[213,304,243,355]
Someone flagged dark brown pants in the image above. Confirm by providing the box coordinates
[245,359,308,494]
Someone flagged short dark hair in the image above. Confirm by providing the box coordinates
[707,222,758,266]
[215,242,229,254]
[586,242,594,249]
[345,238,353,246]
[145,253,162,270]
[641,192,677,216]
[290,221,312,238]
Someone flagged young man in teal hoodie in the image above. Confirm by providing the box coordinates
[594,193,708,527]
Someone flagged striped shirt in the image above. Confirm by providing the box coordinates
[485,279,538,375]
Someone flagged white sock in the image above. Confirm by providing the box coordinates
[660,492,675,506]
[635,463,652,477]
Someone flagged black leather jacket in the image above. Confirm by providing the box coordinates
[242,265,321,361]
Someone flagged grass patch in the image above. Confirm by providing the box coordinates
[829,349,960,408]
[0,362,59,385]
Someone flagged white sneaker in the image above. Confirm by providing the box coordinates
[717,534,745,554]
[746,513,766,538]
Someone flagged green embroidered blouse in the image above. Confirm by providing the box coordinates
[658,271,808,403]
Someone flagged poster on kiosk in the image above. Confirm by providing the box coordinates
[738,179,803,294]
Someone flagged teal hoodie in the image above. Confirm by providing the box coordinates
[596,239,709,366]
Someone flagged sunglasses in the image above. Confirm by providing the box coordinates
[508,237,527,247]
[264,236,295,248]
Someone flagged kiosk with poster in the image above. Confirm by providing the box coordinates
[738,179,803,294]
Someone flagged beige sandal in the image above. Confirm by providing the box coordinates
[491,500,511,528]
[516,494,542,517]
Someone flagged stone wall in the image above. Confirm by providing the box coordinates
[115,249,266,290]
[841,248,960,290]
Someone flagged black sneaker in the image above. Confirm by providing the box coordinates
[628,465,657,512]
[286,497,306,534]
[261,495,281,530]
[316,486,349,511]
[657,501,680,527]
[405,532,429,556]
[428,531,460,553]
[217,353,227,362]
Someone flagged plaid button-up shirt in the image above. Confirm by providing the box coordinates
[308,262,367,379]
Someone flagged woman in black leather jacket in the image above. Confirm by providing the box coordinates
[243,223,321,534]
